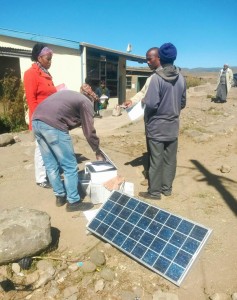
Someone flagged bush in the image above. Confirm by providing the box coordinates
[0,69,27,133]
[185,76,206,89]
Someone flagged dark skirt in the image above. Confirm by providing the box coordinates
[216,84,227,101]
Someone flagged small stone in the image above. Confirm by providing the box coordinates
[63,285,78,298]
[153,290,179,300]
[24,270,40,285]
[36,260,55,276]
[81,261,96,273]
[12,263,21,274]
[68,263,79,272]
[100,267,115,281]
[120,290,136,300]
[220,164,231,173]
[89,249,106,266]
[94,279,104,292]
[209,293,230,300]
[232,292,237,300]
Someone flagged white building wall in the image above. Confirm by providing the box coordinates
[0,36,83,91]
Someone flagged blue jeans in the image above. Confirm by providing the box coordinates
[32,120,80,203]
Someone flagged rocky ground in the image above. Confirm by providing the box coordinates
[0,80,237,299]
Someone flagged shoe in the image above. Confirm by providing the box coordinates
[37,181,52,189]
[139,192,161,200]
[56,196,67,207]
[140,179,148,186]
[66,201,94,212]
[162,190,172,196]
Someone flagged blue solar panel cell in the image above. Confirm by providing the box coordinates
[119,207,132,220]
[104,227,117,240]
[120,222,134,235]
[153,256,170,273]
[129,227,144,240]
[166,215,182,229]
[147,221,162,235]
[127,211,141,224]
[190,225,208,241]
[137,216,152,229]
[150,237,166,253]
[166,263,184,281]
[87,191,212,286]
[111,217,124,230]
[121,237,136,252]
[177,219,194,235]
[131,243,147,258]
[182,237,200,254]
[142,249,158,265]
[139,232,154,247]
[174,250,192,268]
[158,226,174,241]
[169,231,186,248]
[162,244,179,260]
[113,232,126,246]
[144,206,159,218]
[135,202,149,214]
[155,210,170,223]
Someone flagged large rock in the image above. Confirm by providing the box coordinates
[0,207,52,265]
[0,133,15,147]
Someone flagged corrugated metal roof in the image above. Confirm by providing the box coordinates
[0,46,31,57]
[80,42,146,63]
[0,28,146,63]
[0,28,80,49]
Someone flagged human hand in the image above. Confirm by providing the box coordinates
[95,149,106,161]
[121,100,133,108]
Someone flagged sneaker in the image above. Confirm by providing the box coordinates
[37,181,52,189]
[162,190,172,196]
[56,196,67,207]
[139,191,161,200]
[66,201,94,212]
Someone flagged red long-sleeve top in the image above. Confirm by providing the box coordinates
[23,63,57,129]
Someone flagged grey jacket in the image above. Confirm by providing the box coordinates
[32,90,100,152]
[144,65,186,141]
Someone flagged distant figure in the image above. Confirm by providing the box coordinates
[215,64,233,103]
[24,43,57,189]
[95,80,110,117]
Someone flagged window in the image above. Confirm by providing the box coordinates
[126,76,132,89]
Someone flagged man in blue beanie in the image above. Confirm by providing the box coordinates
[139,42,186,200]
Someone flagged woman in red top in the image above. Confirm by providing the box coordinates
[24,43,57,188]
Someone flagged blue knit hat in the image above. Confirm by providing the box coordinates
[159,43,177,63]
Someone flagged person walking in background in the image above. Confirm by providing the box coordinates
[95,80,110,117]
[32,90,105,212]
[24,43,57,189]
[139,43,186,200]
[215,64,233,103]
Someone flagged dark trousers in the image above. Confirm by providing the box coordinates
[147,138,178,196]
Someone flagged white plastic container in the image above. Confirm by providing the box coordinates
[78,171,91,196]
[85,149,117,184]
[90,183,112,204]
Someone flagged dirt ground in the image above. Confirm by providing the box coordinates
[0,78,237,299]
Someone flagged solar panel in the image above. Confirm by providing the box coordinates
[87,191,212,286]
